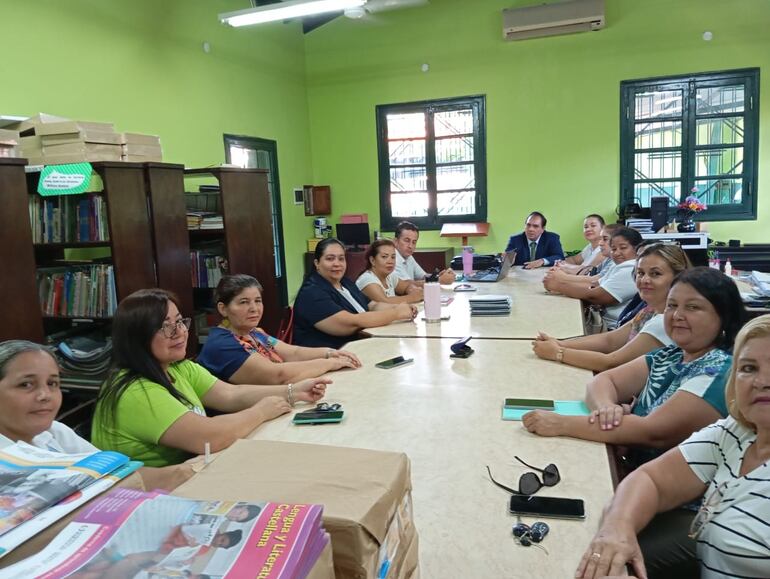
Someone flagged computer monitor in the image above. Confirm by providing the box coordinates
[336,223,370,252]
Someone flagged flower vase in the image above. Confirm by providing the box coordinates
[677,215,696,233]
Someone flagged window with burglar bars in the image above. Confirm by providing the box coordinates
[620,69,759,221]
[376,95,487,231]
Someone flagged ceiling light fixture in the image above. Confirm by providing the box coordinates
[220,0,367,27]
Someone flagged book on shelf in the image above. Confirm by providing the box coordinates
[0,443,140,559]
[29,194,108,244]
[36,264,117,318]
[1,489,329,578]
[190,250,227,288]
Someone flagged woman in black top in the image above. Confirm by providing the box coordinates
[293,239,417,348]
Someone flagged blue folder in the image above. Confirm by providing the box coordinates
[502,400,590,421]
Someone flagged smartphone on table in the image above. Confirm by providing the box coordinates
[292,410,344,425]
[509,494,585,520]
[375,355,414,370]
[503,398,555,411]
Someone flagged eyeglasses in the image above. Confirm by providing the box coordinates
[486,456,561,496]
[314,403,342,412]
[689,482,728,539]
[158,317,192,339]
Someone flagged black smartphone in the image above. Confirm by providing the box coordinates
[292,410,344,425]
[375,355,414,369]
[503,398,555,411]
[509,494,585,520]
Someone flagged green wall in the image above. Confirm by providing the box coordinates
[2,0,768,299]
[305,0,769,254]
[1,0,315,297]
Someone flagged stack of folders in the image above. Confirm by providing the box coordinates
[469,294,512,316]
[625,218,654,233]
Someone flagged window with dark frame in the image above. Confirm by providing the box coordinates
[620,68,759,221]
[376,95,487,231]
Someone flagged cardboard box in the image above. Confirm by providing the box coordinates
[41,130,123,146]
[174,439,419,579]
[121,143,162,156]
[35,120,115,137]
[121,132,161,147]
[41,142,122,156]
[9,113,71,135]
[0,128,20,145]
[121,153,163,163]
[340,213,369,224]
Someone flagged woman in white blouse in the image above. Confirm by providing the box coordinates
[355,239,424,304]
[576,314,770,579]
[556,214,606,274]
[0,340,194,491]
[533,243,691,372]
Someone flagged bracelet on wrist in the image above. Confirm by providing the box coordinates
[287,383,295,406]
[325,349,332,359]
[556,348,565,363]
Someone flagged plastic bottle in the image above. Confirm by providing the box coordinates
[462,246,474,278]
[724,259,732,277]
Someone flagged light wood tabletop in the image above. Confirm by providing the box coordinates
[248,337,613,578]
[364,267,585,340]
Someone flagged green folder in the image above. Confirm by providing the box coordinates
[502,400,590,421]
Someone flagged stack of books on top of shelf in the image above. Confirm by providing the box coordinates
[625,218,654,233]
[28,194,108,243]
[1,489,329,578]
[36,265,117,318]
[0,128,21,158]
[14,113,122,165]
[121,132,162,162]
[468,294,512,316]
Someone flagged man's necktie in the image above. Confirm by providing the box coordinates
[529,241,537,261]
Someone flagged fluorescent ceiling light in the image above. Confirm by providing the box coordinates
[220,0,366,27]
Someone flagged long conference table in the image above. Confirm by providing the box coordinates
[247,267,615,577]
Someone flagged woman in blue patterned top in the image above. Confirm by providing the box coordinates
[524,267,747,579]
[523,268,746,456]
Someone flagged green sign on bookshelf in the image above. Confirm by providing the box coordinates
[37,163,93,196]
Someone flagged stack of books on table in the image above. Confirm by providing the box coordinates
[187,211,223,230]
[469,294,512,316]
[2,488,329,578]
[0,443,140,559]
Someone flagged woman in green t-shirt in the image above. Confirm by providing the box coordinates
[92,289,329,467]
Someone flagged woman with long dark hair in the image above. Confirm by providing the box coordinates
[92,289,329,467]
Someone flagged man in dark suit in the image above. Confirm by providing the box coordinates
[505,211,565,269]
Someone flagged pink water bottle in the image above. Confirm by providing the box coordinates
[462,246,473,278]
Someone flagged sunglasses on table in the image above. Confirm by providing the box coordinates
[486,456,560,495]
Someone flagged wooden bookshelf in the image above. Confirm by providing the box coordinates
[185,167,280,334]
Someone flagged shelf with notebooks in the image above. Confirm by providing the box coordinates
[182,167,280,337]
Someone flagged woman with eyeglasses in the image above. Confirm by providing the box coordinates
[197,274,361,385]
[0,340,193,491]
[576,314,770,579]
[91,289,330,467]
[544,226,642,329]
[293,238,418,348]
[533,243,691,372]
